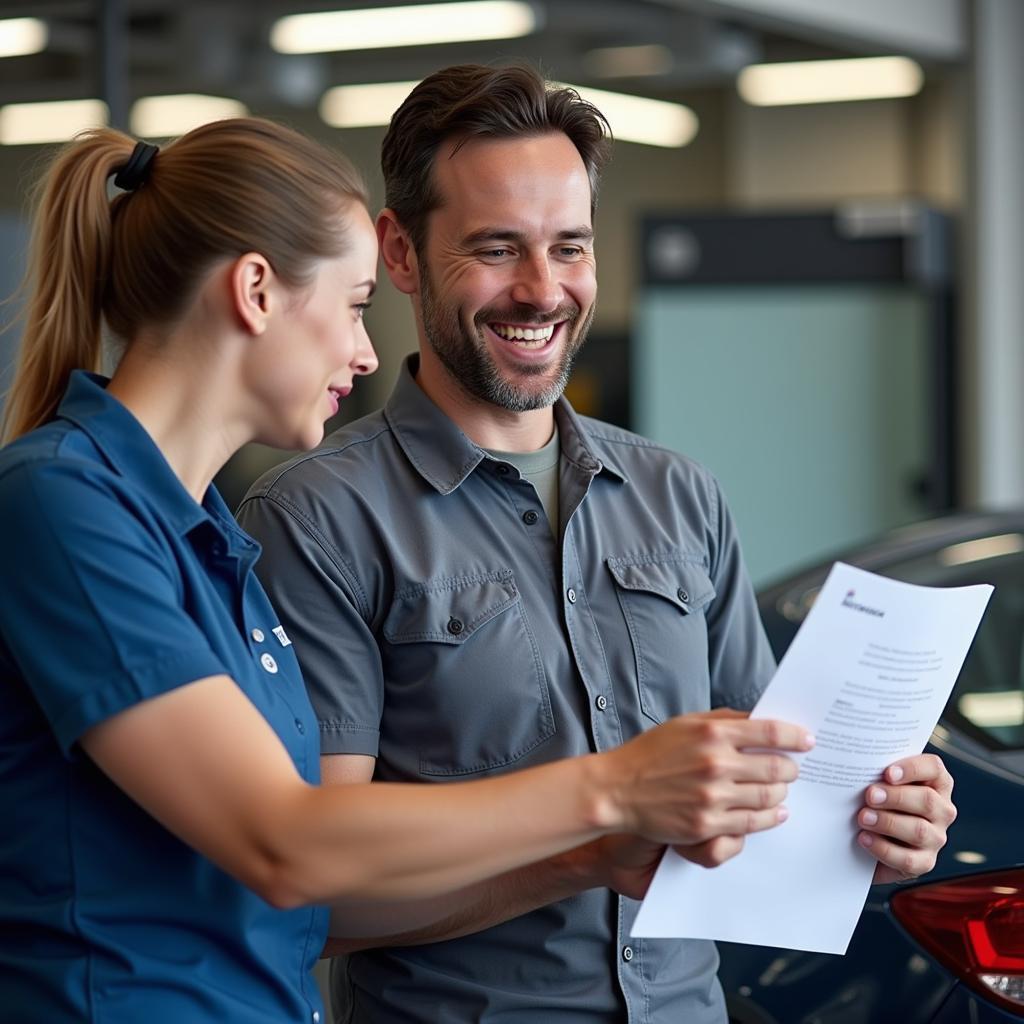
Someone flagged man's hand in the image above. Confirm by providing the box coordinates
[602,708,811,865]
[585,834,667,900]
[857,753,956,884]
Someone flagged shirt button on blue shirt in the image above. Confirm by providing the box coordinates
[260,653,278,674]
[251,627,265,643]
[566,588,577,604]
[622,946,634,962]
[595,695,608,711]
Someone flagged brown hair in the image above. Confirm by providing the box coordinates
[381,63,611,253]
[2,117,368,442]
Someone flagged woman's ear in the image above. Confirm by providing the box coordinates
[377,209,419,296]
[230,252,275,335]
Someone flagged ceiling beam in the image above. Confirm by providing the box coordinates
[654,0,967,61]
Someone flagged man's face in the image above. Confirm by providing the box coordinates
[417,132,597,412]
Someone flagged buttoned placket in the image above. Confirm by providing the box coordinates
[208,524,287,684]
[558,457,624,755]
[559,455,651,1023]
[494,463,560,585]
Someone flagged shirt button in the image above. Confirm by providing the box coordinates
[260,653,278,674]
[496,464,510,476]
[677,587,689,604]
[313,1013,320,1023]
[566,588,577,604]
[522,509,539,525]
[595,694,608,711]
[295,718,305,734]
[447,617,465,635]
[622,945,634,963]
[251,628,265,643]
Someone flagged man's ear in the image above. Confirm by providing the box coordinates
[230,252,275,335]
[377,209,419,296]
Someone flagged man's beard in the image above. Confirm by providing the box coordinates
[419,269,594,413]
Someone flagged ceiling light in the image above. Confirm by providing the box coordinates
[563,84,698,148]
[271,1,536,54]
[131,94,248,139]
[583,44,673,79]
[738,56,924,107]
[0,17,47,58]
[0,99,108,146]
[320,81,419,129]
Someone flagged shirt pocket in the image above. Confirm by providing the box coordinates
[382,570,555,776]
[607,555,716,724]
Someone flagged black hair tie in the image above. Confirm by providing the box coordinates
[114,141,159,191]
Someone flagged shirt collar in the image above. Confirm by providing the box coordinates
[553,398,629,484]
[57,370,241,540]
[384,355,627,493]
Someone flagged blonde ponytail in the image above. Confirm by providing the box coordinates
[2,129,135,442]
[3,118,367,444]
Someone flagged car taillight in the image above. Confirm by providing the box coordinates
[891,869,1024,1015]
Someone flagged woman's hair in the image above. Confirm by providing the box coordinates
[381,63,611,256]
[2,117,368,443]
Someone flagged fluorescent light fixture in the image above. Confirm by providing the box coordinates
[0,99,108,145]
[320,81,418,129]
[583,44,673,79]
[738,56,924,107]
[271,1,536,54]
[564,83,697,148]
[0,17,47,58]
[938,533,1024,567]
[131,94,248,139]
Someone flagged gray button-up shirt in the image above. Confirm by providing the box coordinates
[237,355,776,1024]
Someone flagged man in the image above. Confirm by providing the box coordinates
[238,64,955,1023]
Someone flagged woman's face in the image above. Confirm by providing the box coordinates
[252,204,379,451]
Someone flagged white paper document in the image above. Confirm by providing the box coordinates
[631,561,993,954]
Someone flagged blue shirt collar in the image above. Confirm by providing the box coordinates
[384,355,626,494]
[56,371,247,543]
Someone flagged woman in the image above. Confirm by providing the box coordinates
[0,119,801,1023]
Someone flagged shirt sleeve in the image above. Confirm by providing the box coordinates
[237,492,384,758]
[704,473,777,711]
[0,461,226,756]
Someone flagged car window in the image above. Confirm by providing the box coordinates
[862,542,1024,752]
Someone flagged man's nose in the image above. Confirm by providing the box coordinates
[509,256,562,313]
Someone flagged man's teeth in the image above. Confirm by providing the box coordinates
[491,323,556,347]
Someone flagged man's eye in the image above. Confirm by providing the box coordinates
[481,248,511,258]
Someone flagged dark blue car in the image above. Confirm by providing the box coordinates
[720,512,1024,1023]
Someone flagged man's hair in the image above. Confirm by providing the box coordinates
[381,63,612,253]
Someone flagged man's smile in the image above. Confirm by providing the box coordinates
[488,321,558,349]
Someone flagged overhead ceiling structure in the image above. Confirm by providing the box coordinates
[0,0,965,143]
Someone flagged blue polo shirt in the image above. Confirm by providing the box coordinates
[0,372,328,1023]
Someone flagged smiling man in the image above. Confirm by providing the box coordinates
[237,64,956,1024]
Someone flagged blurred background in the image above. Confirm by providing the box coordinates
[0,0,1021,588]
